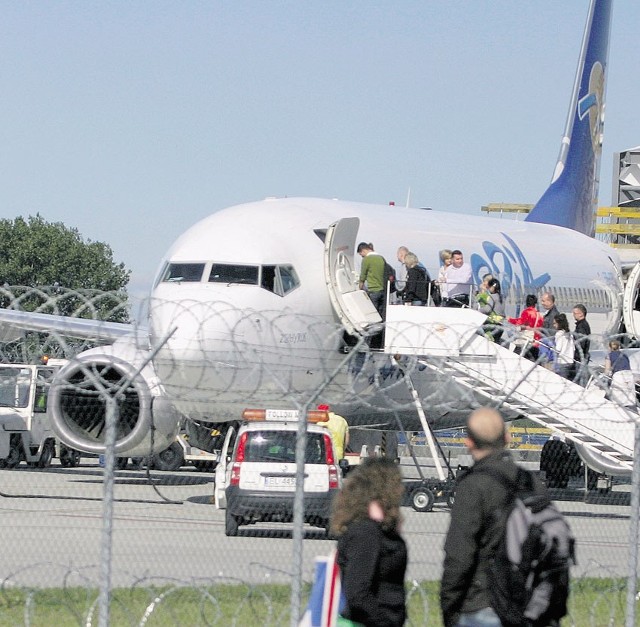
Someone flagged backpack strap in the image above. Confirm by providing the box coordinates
[470,464,534,496]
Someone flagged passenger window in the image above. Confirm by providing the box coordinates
[209,264,259,285]
[162,263,205,283]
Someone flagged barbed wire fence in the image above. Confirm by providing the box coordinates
[0,287,638,625]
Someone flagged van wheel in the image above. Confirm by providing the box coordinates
[152,442,184,471]
[225,510,240,536]
[412,488,435,512]
[38,442,54,468]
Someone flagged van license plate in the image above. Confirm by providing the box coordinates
[265,476,296,488]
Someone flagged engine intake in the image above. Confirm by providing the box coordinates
[48,341,181,457]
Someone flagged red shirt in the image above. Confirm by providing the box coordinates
[508,306,544,344]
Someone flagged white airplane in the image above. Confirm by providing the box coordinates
[0,0,634,466]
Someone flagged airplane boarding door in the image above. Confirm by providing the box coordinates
[623,261,640,338]
[323,217,382,337]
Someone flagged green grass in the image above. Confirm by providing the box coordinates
[0,579,635,626]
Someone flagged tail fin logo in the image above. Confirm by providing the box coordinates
[577,61,605,154]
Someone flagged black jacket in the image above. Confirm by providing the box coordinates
[541,305,560,337]
[337,518,407,627]
[400,265,429,304]
[440,451,546,627]
[574,318,591,361]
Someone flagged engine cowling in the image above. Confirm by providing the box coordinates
[48,339,181,457]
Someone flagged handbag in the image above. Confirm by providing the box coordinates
[430,280,442,306]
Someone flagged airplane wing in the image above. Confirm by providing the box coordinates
[0,308,141,343]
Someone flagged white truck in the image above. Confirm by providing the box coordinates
[0,359,81,468]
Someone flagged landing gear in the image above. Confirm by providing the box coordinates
[152,442,184,471]
[115,457,130,470]
[59,446,81,468]
[193,460,216,472]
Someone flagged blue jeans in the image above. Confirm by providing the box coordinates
[455,606,502,626]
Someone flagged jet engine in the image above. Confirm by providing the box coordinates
[48,339,182,457]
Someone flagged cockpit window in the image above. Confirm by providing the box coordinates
[279,265,299,294]
[261,265,300,296]
[162,263,205,283]
[209,264,259,284]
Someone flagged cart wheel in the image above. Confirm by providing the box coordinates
[446,490,456,508]
[412,488,435,512]
[5,443,22,469]
[38,441,54,468]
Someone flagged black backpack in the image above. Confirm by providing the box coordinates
[478,466,575,627]
[383,261,397,294]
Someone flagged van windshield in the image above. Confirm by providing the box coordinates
[0,367,31,408]
[244,431,325,464]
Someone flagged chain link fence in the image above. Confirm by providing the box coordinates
[0,287,638,625]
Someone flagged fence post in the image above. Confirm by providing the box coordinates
[99,396,118,627]
[625,419,640,627]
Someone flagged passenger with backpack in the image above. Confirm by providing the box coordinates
[357,242,390,318]
[440,407,574,627]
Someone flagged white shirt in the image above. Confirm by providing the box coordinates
[437,266,449,298]
[444,262,473,298]
[554,331,575,365]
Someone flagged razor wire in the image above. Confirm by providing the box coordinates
[0,286,638,625]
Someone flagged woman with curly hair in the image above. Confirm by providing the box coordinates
[330,457,407,627]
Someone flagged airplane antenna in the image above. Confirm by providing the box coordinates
[406,187,411,208]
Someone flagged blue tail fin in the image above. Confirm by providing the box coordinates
[525,0,612,236]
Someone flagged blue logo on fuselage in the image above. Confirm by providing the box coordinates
[469,233,550,304]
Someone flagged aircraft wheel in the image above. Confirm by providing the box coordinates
[38,441,54,468]
[225,509,240,536]
[193,460,216,472]
[5,443,22,469]
[60,447,81,468]
[68,449,81,467]
[115,457,129,470]
[152,442,184,471]
[411,488,435,513]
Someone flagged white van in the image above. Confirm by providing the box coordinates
[214,409,342,536]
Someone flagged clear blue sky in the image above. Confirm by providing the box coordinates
[1,1,638,298]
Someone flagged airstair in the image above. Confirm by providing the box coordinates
[384,305,637,476]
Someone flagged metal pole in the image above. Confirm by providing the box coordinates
[291,401,310,627]
[98,397,117,627]
[289,337,367,627]
[625,419,640,627]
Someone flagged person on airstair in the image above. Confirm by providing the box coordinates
[507,294,544,361]
[552,314,575,379]
[604,340,637,409]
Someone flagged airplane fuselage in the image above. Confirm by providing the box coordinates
[148,197,623,430]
